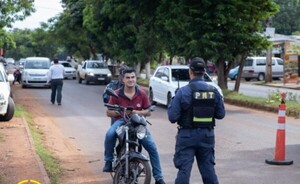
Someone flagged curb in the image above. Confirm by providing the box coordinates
[22,116,51,184]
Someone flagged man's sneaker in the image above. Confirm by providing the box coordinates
[155,178,166,184]
[102,161,112,172]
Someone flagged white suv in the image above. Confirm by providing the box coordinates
[0,63,15,121]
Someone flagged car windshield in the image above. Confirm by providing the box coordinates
[244,59,253,66]
[171,69,190,81]
[87,62,108,69]
[61,63,72,67]
[171,68,212,82]
[25,60,50,69]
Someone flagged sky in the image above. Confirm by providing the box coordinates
[12,0,63,30]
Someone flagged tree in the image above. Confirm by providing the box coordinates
[0,0,35,48]
[272,0,300,35]
[158,0,278,90]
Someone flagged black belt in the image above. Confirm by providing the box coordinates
[177,125,213,131]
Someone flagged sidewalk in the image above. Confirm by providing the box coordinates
[0,117,50,184]
[263,81,300,90]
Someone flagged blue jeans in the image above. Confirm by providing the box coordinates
[50,79,63,104]
[104,119,163,180]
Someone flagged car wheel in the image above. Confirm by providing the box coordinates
[167,92,172,107]
[149,88,156,105]
[21,84,26,88]
[0,97,15,122]
[73,77,76,80]
[258,73,265,81]
[78,74,82,83]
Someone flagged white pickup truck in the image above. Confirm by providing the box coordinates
[0,63,15,121]
[77,60,112,85]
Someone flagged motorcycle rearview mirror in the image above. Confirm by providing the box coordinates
[105,88,119,98]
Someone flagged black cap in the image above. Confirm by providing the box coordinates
[189,57,206,72]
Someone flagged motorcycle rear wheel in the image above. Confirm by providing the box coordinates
[113,158,151,184]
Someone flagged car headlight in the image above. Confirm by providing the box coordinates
[136,125,147,139]
[107,73,112,77]
[87,72,94,76]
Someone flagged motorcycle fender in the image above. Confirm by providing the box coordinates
[120,152,149,161]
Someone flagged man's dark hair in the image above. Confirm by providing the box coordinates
[53,58,59,64]
[122,67,136,76]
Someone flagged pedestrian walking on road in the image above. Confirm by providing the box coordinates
[48,58,64,105]
[13,68,21,84]
[168,57,226,184]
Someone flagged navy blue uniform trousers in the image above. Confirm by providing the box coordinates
[174,127,218,184]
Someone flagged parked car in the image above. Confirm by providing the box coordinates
[21,57,51,88]
[149,65,223,106]
[59,61,76,79]
[228,66,239,80]
[0,63,15,121]
[5,58,15,65]
[77,60,112,85]
[242,56,284,81]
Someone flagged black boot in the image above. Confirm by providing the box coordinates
[155,178,166,184]
[102,161,112,172]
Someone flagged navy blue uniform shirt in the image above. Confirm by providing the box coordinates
[168,77,225,124]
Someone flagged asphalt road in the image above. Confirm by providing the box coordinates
[24,80,300,184]
[227,80,300,99]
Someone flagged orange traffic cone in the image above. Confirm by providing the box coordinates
[266,93,293,165]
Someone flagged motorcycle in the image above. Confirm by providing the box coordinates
[104,88,154,184]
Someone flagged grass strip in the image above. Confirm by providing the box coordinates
[18,105,62,184]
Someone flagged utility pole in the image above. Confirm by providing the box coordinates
[266,47,272,83]
[265,18,275,83]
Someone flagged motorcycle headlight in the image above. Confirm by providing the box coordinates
[136,125,147,139]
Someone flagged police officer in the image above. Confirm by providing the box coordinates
[168,57,225,184]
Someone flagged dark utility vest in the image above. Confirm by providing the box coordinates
[178,83,215,128]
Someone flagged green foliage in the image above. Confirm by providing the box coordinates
[224,89,300,117]
[0,0,35,48]
[20,105,63,184]
[273,0,300,35]
[267,89,300,103]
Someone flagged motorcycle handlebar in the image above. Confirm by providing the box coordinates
[104,103,133,112]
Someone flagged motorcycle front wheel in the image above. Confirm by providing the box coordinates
[113,158,151,184]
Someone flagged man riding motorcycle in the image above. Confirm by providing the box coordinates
[103,67,166,184]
